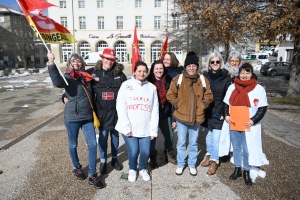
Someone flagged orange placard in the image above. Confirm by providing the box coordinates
[229,106,250,132]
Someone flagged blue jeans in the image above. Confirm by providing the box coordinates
[98,128,119,163]
[150,117,174,153]
[205,128,221,161]
[64,120,97,175]
[122,135,151,171]
[230,130,250,171]
[176,121,200,168]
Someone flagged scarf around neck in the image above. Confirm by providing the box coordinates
[66,68,93,86]
[229,78,257,107]
[183,71,199,86]
[151,74,167,108]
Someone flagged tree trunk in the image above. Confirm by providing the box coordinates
[223,43,230,63]
[286,37,300,101]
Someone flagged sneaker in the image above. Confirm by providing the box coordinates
[88,174,104,189]
[175,167,184,175]
[189,167,197,176]
[139,169,151,181]
[128,170,137,182]
[73,165,86,180]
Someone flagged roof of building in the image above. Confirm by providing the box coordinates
[0,4,23,15]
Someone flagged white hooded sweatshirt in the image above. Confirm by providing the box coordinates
[115,77,159,137]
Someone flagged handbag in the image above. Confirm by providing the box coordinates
[75,79,100,129]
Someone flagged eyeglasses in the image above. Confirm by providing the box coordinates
[230,60,239,63]
[210,60,220,64]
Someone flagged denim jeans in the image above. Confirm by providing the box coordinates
[176,121,200,168]
[122,135,151,171]
[150,117,174,153]
[205,128,221,161]
[98,128,119,163]
[64,120,97,175]
[230,130,250,171]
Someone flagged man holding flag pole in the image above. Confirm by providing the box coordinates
[17,0,104,189]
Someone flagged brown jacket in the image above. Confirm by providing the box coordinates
[166,73,214,125]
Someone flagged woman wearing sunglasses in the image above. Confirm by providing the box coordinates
[201,52,232,175]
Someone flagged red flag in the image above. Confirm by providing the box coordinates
[158,35,168,60]
[17,0,77,44]
[132,26,142,74]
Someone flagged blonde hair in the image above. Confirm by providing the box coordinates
[207,51,224,71]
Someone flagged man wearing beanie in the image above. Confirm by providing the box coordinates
[167,51,213,176]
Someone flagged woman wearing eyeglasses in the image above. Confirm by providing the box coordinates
[224,51,243,79]
[167,52,213,176]
[201,52,232,175]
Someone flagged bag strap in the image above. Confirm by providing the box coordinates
[73,78,95,110]
[176,73,206,90]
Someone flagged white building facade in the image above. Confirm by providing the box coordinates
[47,0,183,65]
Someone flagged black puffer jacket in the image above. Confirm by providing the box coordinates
[48,65,93,122]
[90,64,127,130]
[202,68,232,130]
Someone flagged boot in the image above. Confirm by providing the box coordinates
[201,154,210,167]
[165,150,177,164]
[229,167,242,180]
[100,162,107,175]
[243,170,253,186]
[149,151,158,169]
[207,160,218,175]
[111,158,123,171]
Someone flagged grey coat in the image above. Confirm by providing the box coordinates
[48,65,93,122]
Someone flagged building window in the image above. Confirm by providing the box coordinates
[1,29,5,36]
[35,48,40,53]
[44,57,48,64]
[14,30,18,35]
[97,0,104,8]
[151,41,162,63]
[155,0,161,7]
[174,0,179,8]
[117,16,123,29]
[136,16,142,29]
[43,47,48,53]
[79,41,91,58]
[136,0,142,7]
[35,57,41,64]
[0,15,4,22]
[61,43,73,63]
[114,41,127,63]
[173,16,179,29]
[61,17,67,28]
[78,1,85,8]
[154,16,160,29]
[79,17,86,29]
[13,17,17,23]
[60,1,66,8]
[98,16,104,29]
[139,41,145,61]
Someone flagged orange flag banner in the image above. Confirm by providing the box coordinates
[132,26,142,74]
[17,0,77,44]
[158,35,168,60]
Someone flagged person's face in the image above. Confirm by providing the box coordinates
[102,57,114,70]
[70,59,83,70]
[229,57,240,68]
[163,54,171,68]
[239,69,252,81]
[135,65,148,81]
[186,64,198,76]
[210,57,221,73]
[153,64,164,79]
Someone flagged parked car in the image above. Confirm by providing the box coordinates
[245,53,269,64]
[272,49,278,57]
[260,61,289,76]
[284,63,292,80]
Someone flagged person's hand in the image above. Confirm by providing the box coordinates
[225,116,235,125]
[47,51,55,65]
[150,136,154,140]
[63,97,69,104]
[244,120,254,128]
[126,132,132,137]
[172,122,176,128]
[220,116,224,120]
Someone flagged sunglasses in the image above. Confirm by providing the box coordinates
[210,60,220,64]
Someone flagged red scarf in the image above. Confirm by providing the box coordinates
[229,78,257,107]
[152,75,167,108]
[66,68,93,86]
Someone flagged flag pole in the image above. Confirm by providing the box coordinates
[32,25,69,86]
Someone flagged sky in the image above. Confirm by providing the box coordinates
[0,0,21,11]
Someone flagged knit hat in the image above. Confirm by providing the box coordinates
[184,51,199,68]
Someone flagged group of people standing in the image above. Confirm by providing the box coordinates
[47,47,268,188]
